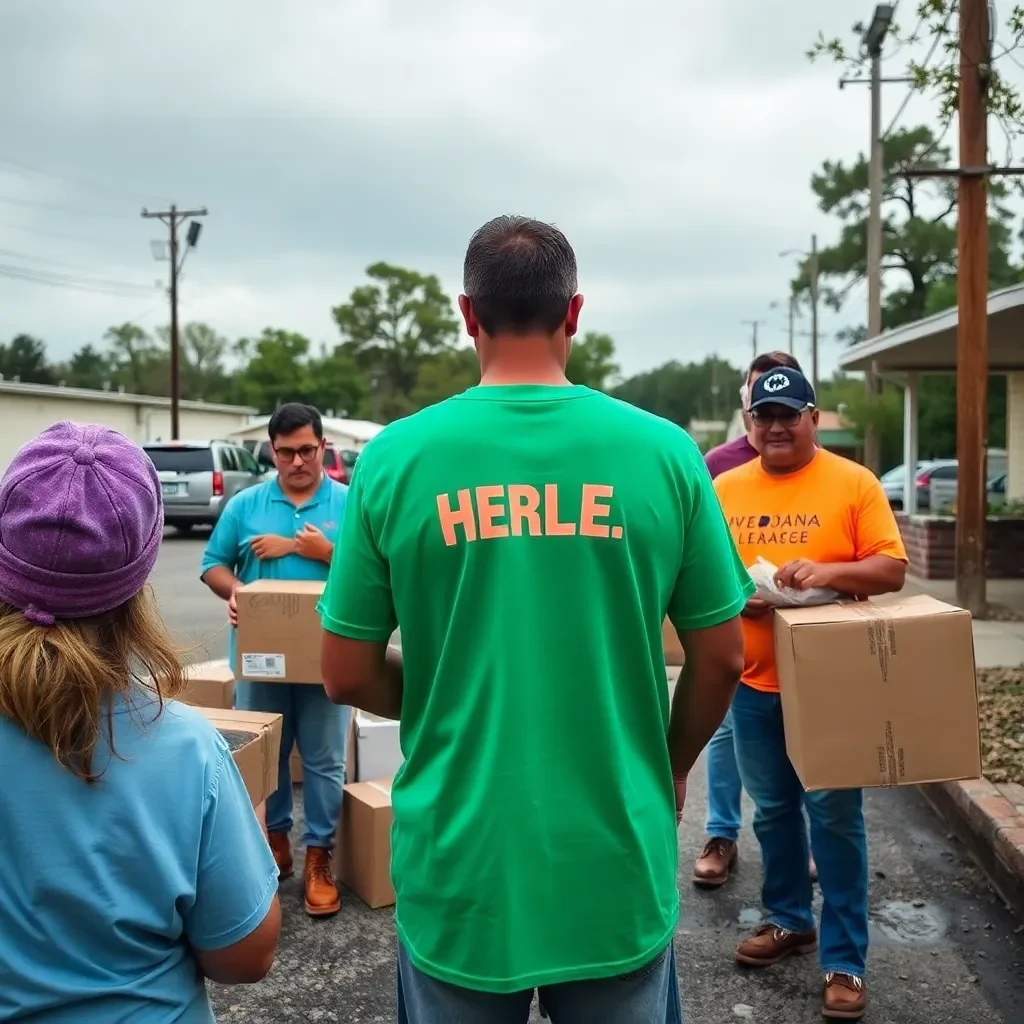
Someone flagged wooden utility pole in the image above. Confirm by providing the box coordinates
[741,319,766,362]
[956,0,990,616]
[141,204,207,439]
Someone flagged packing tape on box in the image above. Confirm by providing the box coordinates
[367,780,392,798]
[840,602,901,786]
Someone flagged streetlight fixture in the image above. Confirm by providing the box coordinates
[863,4,895,58]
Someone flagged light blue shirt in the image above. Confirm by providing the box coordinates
[0,696,279,1023]
[200,474,349,669]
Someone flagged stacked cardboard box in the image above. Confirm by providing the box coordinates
[774,594,981,791]
[234,580,326,683]
[333,778,394,909]
[195,707,283,807]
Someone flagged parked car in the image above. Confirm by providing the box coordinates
[930,464,1010,513]
[144,440,266,533]
[882,460,956,511]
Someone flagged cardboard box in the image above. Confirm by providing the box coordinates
[178,659,235,709]
[353,711,403,782]
[234,579,326,683]
[774,595,981,791]
[197,707,284,807]
[662,618,685,666]
[333,779,395,909]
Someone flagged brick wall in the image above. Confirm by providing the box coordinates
[897,513,1024,579]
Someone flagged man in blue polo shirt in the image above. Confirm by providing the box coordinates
[200,403,349,918]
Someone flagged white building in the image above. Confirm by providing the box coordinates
[227,415,384,451]
[0,380,258,472]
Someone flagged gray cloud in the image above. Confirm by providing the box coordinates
[1,0,926,377]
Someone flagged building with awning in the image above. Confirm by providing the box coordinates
[838,281,1024,509]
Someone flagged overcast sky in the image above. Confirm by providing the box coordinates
[0,0,1011,381]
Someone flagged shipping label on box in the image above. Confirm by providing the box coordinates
[177,659,235,709]
[333,778,395,909]
[774,594,981,792]
[234,580,326,683]
[195,707,284,807]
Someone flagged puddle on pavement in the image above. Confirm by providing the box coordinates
[870,900,949,947]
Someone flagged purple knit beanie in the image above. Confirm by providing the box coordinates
[0,422,163,624]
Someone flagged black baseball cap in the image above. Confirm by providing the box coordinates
[748,367,816,412]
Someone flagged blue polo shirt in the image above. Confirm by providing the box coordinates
[200,474,348,669]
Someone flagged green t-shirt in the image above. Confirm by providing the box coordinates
[318,384,752,993]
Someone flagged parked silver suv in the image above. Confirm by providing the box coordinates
[144,440,267,533]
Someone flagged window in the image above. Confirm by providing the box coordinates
[256,441,274,467]
[323,448,338,468]
[217,446,239,472]
[144,446,214,473]
[929,465,958,481]
[236,447,260,473]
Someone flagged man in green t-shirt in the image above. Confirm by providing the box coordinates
[318,215,753,1023]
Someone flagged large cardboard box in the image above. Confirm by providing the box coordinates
[662,618,685,666]
[353,711,403,782]
[178,659,235,709]
[332,779,395,909]
[774,595,981,791]
[196,707,284,807]
[234,580,326,683]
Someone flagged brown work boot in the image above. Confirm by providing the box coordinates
[810,854,819,883]
[267,830,294,879]
[822,973,866,1020]
[736,924,818,967]
[303,846,341,917]
[692,837,738,888]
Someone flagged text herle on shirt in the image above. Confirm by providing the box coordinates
[436,484,625,547]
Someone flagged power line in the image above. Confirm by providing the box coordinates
[0,263,157,298]
[883,8,954,138]
[0,155,169,205]
[0,218,110,245]
[0,195,133,219]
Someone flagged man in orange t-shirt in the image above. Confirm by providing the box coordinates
[714,367,907,1022]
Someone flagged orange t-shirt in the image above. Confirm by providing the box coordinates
[713,450,908,693]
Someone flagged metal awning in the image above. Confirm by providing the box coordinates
[839,281,1024,372]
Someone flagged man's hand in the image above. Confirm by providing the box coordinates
[674,774,688,826]
[774,559,836,591]
[294,523,333,563]
[741,596,772,619]
[250,534,295,561]
[227,583,241,627]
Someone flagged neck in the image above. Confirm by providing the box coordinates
[477,334,571,387]
[760,449,817,477]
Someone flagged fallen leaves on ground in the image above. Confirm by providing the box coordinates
[978,667,1024,784]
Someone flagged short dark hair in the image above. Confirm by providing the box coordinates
[268,403,323,442]
[748,350,802,379]
[463,215,578,335]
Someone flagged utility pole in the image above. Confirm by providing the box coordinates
[862,5,893,476]
[141,203,207,439]
[809,234,820,395]
[741,319,765,362]
[787,295,796,354]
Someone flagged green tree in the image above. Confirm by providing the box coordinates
[306,344,368,419]
[332,262,460,402]
[234,329,315,412]
[410,347,479,410]
[566,332,620,391]
[104,323,165,395]
[0,334,56,384]
[613,357,743,428]
[59,343,112,390]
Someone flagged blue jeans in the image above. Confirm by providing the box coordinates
[397,942,682,1024]
[234,681,350,848]
[730,683,868,977]
[704,708,743,841]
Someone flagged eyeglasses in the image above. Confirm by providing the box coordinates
[273,443,321,462]
[749,407,808,427]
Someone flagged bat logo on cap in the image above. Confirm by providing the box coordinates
[762,373,790,393]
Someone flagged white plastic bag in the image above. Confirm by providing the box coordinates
[746,556,840,608]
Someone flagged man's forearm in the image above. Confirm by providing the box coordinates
[341,647,404,720]
[202,565,240,601]
[827,556,906,597]
[666,660,741,781]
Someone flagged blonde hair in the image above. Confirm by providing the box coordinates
[0,587,185,783]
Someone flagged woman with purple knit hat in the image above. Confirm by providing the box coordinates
[0,422,281,1023]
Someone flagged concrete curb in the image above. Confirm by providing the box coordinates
[920,778,1024,918]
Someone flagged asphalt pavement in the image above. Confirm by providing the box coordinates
[155,532,1024,1023]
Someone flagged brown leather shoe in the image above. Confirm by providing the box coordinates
[303,846,341,917]
[736,924,818,967]
[810,855,819,884]
[822,973,866,1020]
[267,830,294,880]
[692,837,738,888]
